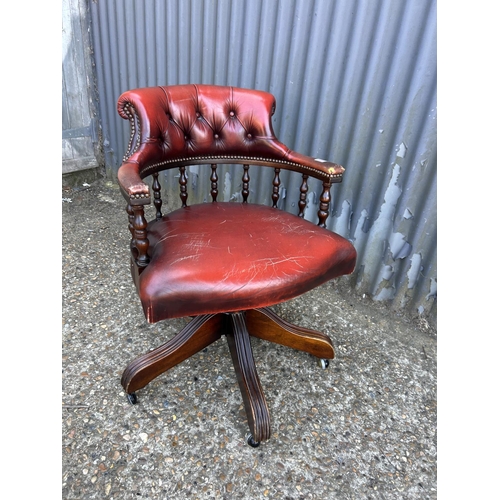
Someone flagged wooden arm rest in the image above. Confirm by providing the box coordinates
[117,161,151,205]
[284,151,345,182]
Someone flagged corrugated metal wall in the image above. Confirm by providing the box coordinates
[89,0,437,323]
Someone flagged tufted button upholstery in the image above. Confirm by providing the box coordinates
[117,84,344,197]
[118,84,280,163]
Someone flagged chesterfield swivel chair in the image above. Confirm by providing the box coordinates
[116,84,357,447]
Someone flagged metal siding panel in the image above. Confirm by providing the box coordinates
[200,0,217,83]
[89,0,437,322]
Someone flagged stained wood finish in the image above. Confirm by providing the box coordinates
[152,172,163,220]
[210,164,218,202]
[318,181,331,228]
[242,164,250,203]
[126,203,135,239]
[298,174,308,218]
[130,204,149,268]
[272,168,280,208]
[179,166,188,207]
[121,314,224,394]
[246,307,335,360]
[226,312,271,443]
[120,307,335,444]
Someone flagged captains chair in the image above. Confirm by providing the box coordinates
[116,84,357,447]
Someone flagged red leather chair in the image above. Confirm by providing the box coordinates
[116,84,356,446]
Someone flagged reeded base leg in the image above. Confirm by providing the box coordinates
[121,313,225,394]
[120,307,335,445]
[226,312,271,444]
[246,307,335,360]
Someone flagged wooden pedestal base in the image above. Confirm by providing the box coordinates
[121,307,335,445]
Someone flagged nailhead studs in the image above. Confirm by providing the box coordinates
[141,156,339,182]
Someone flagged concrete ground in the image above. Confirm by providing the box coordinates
[62,177,437,499]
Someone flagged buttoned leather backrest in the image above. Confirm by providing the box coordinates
[117,84,292,173]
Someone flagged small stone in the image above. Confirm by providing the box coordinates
[139,433,148,443]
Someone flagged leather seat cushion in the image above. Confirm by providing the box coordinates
[137,203,357,322]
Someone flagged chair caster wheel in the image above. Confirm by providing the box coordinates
[127,393,138,405]
[246,433,260,448]
[318,358,329,370]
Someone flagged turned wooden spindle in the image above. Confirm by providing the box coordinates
[242,165,250,203]
[130,204,150,267]
[126,203,135,238]
[179,166,188,207]
[152,172,163,220]
[298,174,308,218]
[210,164,218,202]
[272,168,281,208]
[317,182,331,228]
